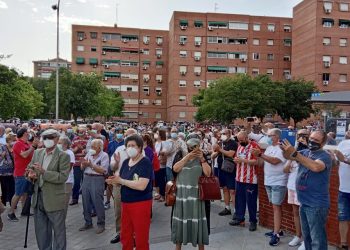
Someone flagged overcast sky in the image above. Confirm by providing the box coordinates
[0,0,302,76]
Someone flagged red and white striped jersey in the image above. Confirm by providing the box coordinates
[235,141,260,184]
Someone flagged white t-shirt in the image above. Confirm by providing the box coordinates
[155,141,166,169]
[287,161,298,191]
[264,145,288,186]
[110,145,129,175]
[65,149,75,184]
[337,139,350,193]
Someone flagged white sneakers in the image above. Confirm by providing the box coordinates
[298,241,306,250]
[289,236,303,247]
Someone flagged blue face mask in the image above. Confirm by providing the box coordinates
[171,133,178,139]
[116,134,123,140]
[266,137,272,145]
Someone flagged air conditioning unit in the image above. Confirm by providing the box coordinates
[323,80,329,86]
[240,58,247,62]
[208,26,213,31]
[102,51,106,55]
[143,78,149,82]
[78,37,83,41]
[195,72,201,76]
[179,41,185,45]
[143,66,148,70]
[180,71,186,75]
[104,64,109,69]
[195,41,201,46]
[324,8,331,14]
[157,41,163,45]
[103,77,108,81]
[144,40,149,45]
[146,93,150,96]
[93,65,97,68]
[122,39,128,43]
[180,25,187,30]
[102,38,107,42]
[139,100,144,104]
[324,61,331,68]
[140,49,144,54]
[156,54,161,58]
[194,56,200,61]
[156,92,162,96]
[285,74,291,80]
[157,79,162,83]
[138,111,143,115]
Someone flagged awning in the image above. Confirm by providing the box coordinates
[76,57,85,64]
[322,18,334,23]
[104,72,120,77]
[208,51,227,55]
[339,19,350,25]
[194,20,203,26]
[102,46,120,51]
[207,66,227,71]
[156,61,164,65]
[284,38,292,42]
[142,60,151,64]
[208,21,227,26]
[102,60,120,64]
[179,19,188,25]
[121,34,138,39]
[121,47,139,52]
[311,91,350,104]
[89,58,98,65]
[121,61,138,64]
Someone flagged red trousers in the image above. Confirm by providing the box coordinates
[121,200,152,250]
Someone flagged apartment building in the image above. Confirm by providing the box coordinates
[292,0,350,92]
[71,25,168,123]
[33,58,71,79]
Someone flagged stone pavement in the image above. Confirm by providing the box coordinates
[0,199,337,250]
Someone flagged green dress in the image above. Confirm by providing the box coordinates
[171,158,209,246]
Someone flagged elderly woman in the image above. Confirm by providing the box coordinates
[106,134,153,250]
[79,139,109,234]
[172,137,211,250]
[57,136,75,217]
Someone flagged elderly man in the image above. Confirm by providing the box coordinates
[251,128,287,246]
[0,125,5,145]
[79,139,109,234]
[281,130,332,250]
[26,129,70,250]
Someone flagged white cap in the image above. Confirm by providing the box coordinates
[41,129,60,137]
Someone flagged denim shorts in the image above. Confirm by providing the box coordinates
[265,185,287,205]
[338,191,350,221]
[14,176,30,196]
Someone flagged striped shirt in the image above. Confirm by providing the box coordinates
[235,141,259,184]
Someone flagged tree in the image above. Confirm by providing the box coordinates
[0,64,44,120]
[277,79,316,123]
[92,87,124,120]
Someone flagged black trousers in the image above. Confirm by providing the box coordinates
[0,175,15,206]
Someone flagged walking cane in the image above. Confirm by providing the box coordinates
[24,183,34,248]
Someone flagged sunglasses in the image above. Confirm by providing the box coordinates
[42,134,57,140]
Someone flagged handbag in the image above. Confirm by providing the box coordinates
[198,174,221,201]
[221,142,236,173]
[165,180,176,206]
[158,142,167,165]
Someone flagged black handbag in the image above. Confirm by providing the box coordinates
[220,142,236,173]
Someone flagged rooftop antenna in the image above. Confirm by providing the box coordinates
[115,2,119,27]
[214,3,218,12]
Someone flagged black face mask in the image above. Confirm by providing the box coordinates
[308,140,322,151]
[297,142,308,151]
[240,141,248,147]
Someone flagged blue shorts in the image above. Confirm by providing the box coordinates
[14,176,30,196]
[265,185,287,205]
[218,168,236,190]
[338,191,350,221]
[214,168,219,178]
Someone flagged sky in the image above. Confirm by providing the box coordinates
[0,0,303,76]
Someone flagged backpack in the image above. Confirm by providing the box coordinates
[152,150,160,172]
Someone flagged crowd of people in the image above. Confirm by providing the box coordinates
[0,120,349,250]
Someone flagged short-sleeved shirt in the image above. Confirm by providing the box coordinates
[65,149,75,184]
[217,139,238,168]
[13,139,33,177]
[296,149,332,208]
[107,140,124,159]
[84,151,109,175]
[337,139,350,193]
[71,135,89,167]
[120,157,153,203]
[263,145,287,186]
[236,141,259,184]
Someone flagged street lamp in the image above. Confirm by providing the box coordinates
[52,0,60,122]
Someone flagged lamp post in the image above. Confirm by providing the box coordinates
[52,0,60,122]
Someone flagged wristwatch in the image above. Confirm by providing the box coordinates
[291,151,298,158]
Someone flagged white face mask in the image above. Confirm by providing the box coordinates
[89,149,96,156]
[43,139,55,148]
[57,144,63,151]
[154,134,159,140]
[126,147,138,158]
[221,135,228,141]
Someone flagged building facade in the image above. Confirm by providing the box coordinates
[33,58,71,79]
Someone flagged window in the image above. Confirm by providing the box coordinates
[228,38,247,44]
[155,87,162,96]
[284,25,291,32]
[179,96,186,102]
[267,39,274,46]
[208,52,227,58]
[339,19,350,28]
[179,65,187,73]
[179,51,187,57]
[155,48,162,56]
[284,38,292,46]
[207,66,228,73]
[154,100,162,105]
[194,66,201,74]
[340,56,348,64]
[340,38,348,47]
[323,37,331,45]
[155,113,162,119]
[143,74,150,82]
[322,18,334,27]
[90,32,97,39]
[179,112,186,118]
[237,67,247,73]
[323,73,330,81]
[142,112,149,118]
[143,49,150,55]
[253,24,260,31]
[207,36,227,44]
[179,80,187,87]
[156,37,163,45]
[229,22,249,30]
[194,37,202,43]
[156,75,163,82]
[267,24,275,32]
[194,81,201,87]
[143,36,150,44]
[324,2,332,12]
[323,55,331,63]
[77,45,84,52]
[283,70,291,79]
[267,54,274,61]
[77,31,85,40]
[194,20,203,28]
[253,39,260,45]
[340,74,347,83]
[91,46,97,52]
[252,53,260,60]
[284,55,291,61]
[102,33,121,40]
[143,86,150,95]
[340,3,349,11]
[194,51,201,59]
[267,69,274,75]
[252,68,259,76]
[179,36,187,43]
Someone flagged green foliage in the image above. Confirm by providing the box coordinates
[0,64,44,120]
[193,75,315,124]
[92,87,124,120]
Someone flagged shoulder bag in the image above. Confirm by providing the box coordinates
[220,142,236,173]
[198,172,221,201]
[165,179,176,206]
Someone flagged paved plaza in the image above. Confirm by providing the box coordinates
[0,199,336,250]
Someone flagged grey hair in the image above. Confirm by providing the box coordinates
[91,139,104,151]
[269,128,282,138]
[0,125,5,133]
[59,136,71,147]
